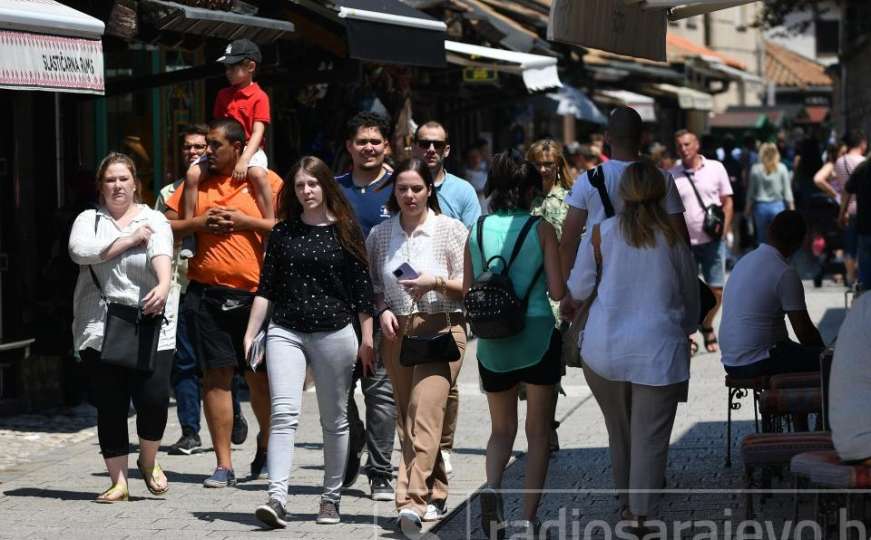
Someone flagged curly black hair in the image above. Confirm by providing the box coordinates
[345,111,392,142]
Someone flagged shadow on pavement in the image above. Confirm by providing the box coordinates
[3,487,160,502]
[191,511,263,529]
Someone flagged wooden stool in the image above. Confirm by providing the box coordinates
[741,431,832,518]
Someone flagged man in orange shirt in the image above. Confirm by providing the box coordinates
[165,118,281,487]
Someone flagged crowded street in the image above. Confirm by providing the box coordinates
[0,280,851,538]
[2,1,871,539]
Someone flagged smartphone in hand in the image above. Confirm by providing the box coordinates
[393,262,420,280]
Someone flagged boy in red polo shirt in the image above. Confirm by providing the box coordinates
[181,39,274,258]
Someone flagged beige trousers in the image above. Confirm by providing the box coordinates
[382,312,466,516]
[582,364,684,517]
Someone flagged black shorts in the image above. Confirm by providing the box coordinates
[182,281,255,373]
[478,330,562,393]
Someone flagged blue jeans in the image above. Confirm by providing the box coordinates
[172,299,241,434]
[858,234,871,287]
[752,200,785,245]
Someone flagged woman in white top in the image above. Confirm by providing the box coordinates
[568,160,699,527]
[367,159,468,533]
[68,153,175,502]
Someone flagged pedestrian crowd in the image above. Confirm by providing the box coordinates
[66,38,871,539]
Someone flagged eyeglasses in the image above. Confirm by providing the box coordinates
[183,143,207,151]
[354,138,384,147]
[416,139,448,151]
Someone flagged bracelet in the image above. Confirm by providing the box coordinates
[435,276,447,295]
[376,307,390,320]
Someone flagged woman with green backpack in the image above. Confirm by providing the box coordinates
[463,152,565,538]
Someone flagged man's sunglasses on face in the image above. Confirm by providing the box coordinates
[416,139,447,151]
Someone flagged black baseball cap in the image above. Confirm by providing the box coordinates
[217,39,262,64]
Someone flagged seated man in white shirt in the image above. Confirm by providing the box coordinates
[829,292,871,464]
[719,210,825,378]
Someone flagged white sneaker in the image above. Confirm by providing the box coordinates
[441,449,453,476]
[398,508,422,537]
[423,501,448,521]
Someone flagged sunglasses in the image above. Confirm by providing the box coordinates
[416,139,448,151]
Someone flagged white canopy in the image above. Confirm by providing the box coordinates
[0,0,104,94]
[445,40,562,92]
[0,0,104,39]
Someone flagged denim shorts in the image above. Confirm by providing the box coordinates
[691,239,726,288]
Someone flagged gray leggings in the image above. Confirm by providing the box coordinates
[265,322,358,504]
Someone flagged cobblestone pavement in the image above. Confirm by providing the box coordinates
[0,282,848,539]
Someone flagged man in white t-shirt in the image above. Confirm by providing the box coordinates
[719,211,824,378]
[559,107,689,285]
[829,292,871,463]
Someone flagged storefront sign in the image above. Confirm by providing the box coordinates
[0,30,104,94]
[463,67,498,84]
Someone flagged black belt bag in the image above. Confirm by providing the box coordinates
[399,304,461,367]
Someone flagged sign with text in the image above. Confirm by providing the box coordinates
[0,30,104,94]
[463,67,498,84]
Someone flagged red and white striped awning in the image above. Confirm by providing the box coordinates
[0,0,104,94]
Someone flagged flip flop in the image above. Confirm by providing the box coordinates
[95,482,128,503]
[689,337,699,357]
[700,326,719,353]
[137,459,169,496]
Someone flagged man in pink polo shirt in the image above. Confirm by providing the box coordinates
[671,129,734,354]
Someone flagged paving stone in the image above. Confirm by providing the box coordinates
[0,281,849,539]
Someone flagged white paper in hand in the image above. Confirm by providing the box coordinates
[248,329,266,371]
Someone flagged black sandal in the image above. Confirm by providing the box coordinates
[689,338,699,357]
[700,326,719,353]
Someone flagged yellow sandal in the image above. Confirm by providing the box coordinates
[137,460,169,496]
[95,482,128,503]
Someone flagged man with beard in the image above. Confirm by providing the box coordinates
[336,112,398,502]
[164,118,281,487]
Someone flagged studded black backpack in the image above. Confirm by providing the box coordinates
[463,215,544,339]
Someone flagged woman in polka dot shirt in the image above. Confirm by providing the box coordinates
[244,156,375,528]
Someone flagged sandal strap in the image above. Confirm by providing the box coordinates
[97,483,128,501]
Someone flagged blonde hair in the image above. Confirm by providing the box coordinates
[526,139,574,190]
[759,142,781,175]
[618,160,679,249]
[95,152,142,205]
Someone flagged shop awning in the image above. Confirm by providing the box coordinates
[546,85,607,124]
[331,0,447,68]
[598,89,657,122]
[709,110,785,129]
[650,83,713,111]
[445,40,561,92]
[141,0,295,42]
[0,0,104,94]
[548,0,757,62]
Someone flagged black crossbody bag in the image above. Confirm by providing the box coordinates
[684,169,726,238]
[399,300,461,367]
[88,214,164,372]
